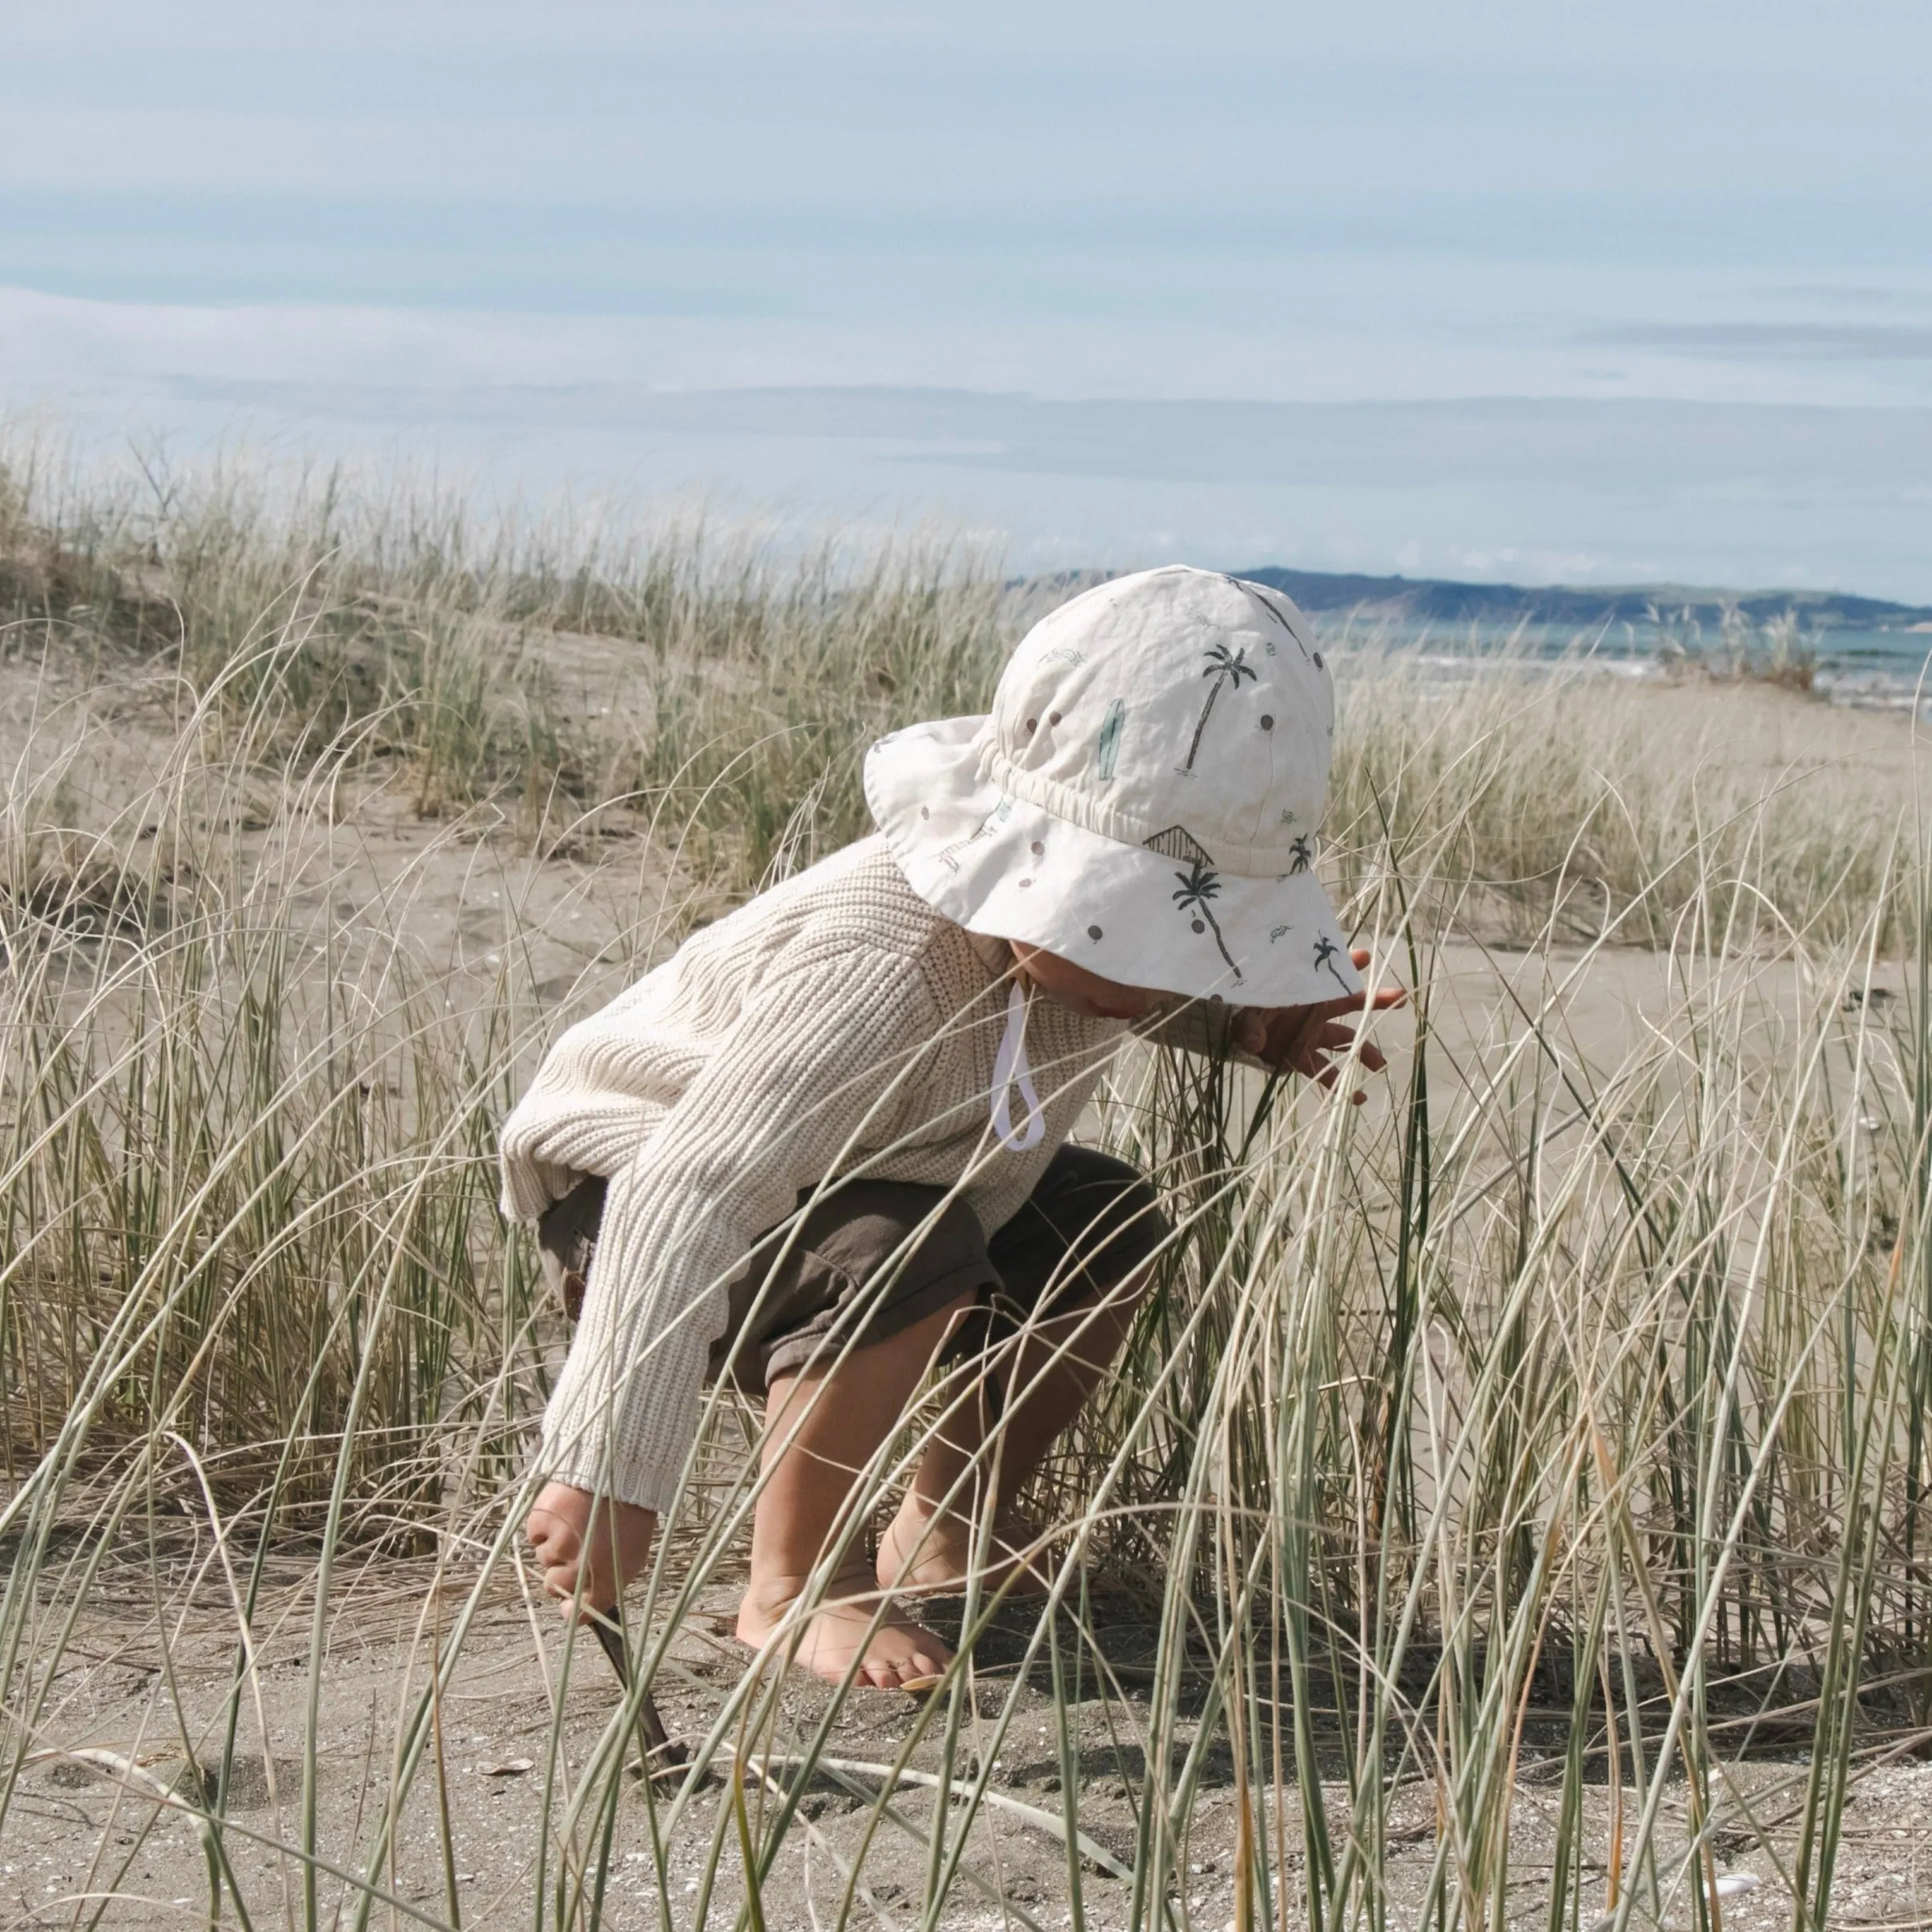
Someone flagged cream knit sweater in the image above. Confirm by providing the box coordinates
[499,835,1133,1512]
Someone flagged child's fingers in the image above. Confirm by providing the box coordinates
[537,1560,580,1604]
[1317,1028,1386,1074]
[1309,1020,1366,1053]
[1299,1050,1370,1106]
[1346,948,1407,999]
[526,1527,581,1600]
[1297,1025,1388,1072]
[1254,981,1403,1057]
[1350,986,1407,1013]
[1305,985,1404,1024]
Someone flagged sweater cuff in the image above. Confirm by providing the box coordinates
[537,1326,710,1516]
[538,1445,683,1517]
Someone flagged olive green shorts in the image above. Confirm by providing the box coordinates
[534,1144,1169,1391]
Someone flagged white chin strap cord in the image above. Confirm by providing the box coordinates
[991,982,1046,1152]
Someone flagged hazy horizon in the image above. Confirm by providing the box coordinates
[4,1,1929,598]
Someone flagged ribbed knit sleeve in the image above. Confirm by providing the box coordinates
[537,944,945,1512]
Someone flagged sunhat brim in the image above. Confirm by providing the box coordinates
[866,717,1362,1008]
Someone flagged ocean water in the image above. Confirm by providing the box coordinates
[1325,617,1932,710]
[1806,626,1932,705]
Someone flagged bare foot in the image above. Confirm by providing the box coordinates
[735,1562,955,1691]
[876,1499,1052,1597]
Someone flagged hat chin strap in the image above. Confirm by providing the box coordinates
[991,983,1045,1152]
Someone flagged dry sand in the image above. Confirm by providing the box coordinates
[6,658,1930,1926]
[2,1547,1870,1932]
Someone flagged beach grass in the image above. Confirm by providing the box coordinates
[2,446,1929,1930]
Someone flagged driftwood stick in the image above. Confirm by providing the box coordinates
[590,1612,691,1781]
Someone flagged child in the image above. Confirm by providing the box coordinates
[503,566,1399,1690]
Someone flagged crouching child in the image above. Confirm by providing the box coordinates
[500,566,1401,1690]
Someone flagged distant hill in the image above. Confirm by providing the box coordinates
[1234,566,1932,634]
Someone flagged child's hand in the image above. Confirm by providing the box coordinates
[1236,949,1405,1104]
[525,1481,658,1616]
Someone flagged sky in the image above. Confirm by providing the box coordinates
[3,1,1930,597]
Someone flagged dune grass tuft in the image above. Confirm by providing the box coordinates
[3,445,1930,1930]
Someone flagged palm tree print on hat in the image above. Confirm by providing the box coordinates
[1173,860,1241,980]
[1095,698,1125,783]
[1227,578,1312,662]
[1313,934,1350,992]
[1287,834,1314,874]
[1181,644,1258,772]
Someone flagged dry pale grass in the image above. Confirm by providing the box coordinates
[4,446,1931,1930]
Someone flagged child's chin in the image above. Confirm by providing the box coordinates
[1075,992,1154,1021]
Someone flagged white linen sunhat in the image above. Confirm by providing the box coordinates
[865,565,1360,1008]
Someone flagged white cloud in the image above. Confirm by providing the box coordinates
[6,285,1930,599]
[1,2,1925,597]
[7,282,1926,413]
